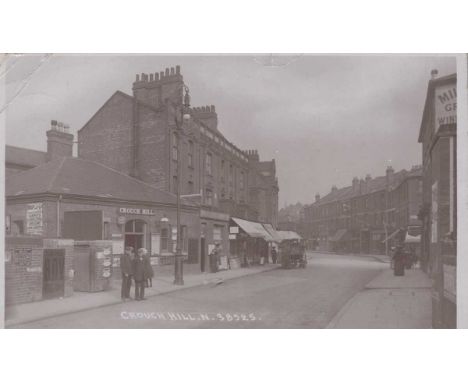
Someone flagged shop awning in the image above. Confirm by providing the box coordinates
[381,229,403,243]
[276,230,302,242]
[404,233,421,244]
[231,218,274,241]
[262,223,281,242]
[329,229,348,242]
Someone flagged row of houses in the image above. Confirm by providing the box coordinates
[4,66,285,305]
[301,165,422,255]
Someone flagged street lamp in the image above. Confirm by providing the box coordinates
[173,85,191,285]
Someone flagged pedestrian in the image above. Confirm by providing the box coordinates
[133,248,147,300]
[210,243,220,273]
[271,246,278,264]
[120,246,133,301]
[143,249,154,287]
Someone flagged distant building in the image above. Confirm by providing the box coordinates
[418,70,457,328]
[302,166,422,254]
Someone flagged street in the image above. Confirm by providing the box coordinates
[12,253,387,328]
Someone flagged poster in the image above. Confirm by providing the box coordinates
[112,240,124,255]
[26,202,43,235]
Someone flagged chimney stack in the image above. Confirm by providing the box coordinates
[47,120,74,161]
[352,176,359,192]
[315,193,320,202]
[331,185,338,193]
[431,69,438,80]
[386,166,395,188]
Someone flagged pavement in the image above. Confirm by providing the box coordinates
[5,262,280,328]
[327,266,433,329]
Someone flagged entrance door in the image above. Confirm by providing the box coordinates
[124,220,146,252]
[125,234,143,252]
[200,237,206,272]
[43,249,65,299]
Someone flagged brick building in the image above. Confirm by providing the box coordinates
[77,66,279,227]
[302,165,422,254]
[418,70,457,328]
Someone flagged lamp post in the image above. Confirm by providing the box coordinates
[173,85,191,285]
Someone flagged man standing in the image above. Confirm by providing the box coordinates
[120,246,133,301]
[133,248,147,301]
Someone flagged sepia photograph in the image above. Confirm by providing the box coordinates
[1,53,459,329]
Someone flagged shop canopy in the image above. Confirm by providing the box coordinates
[329,229,349,242]
[404,233,421,244]
[276,230,302,242]
[231,217,274,241]
[262,223,281,242]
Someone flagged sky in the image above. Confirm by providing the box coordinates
[2,54,456,207]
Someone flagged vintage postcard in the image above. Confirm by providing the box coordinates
[1,54,462,328]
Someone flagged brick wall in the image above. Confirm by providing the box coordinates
[78,92,134,176]
[5,238,43,305]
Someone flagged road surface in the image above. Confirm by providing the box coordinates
[12,253,387,328]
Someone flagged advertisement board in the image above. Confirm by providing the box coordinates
[26,203,43,235]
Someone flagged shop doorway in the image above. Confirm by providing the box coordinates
[125,220,146,252]
[43,249,65,299]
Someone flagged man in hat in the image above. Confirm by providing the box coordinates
[133,248,147,300]
[120,247,134,301]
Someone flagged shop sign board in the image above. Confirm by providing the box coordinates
[435,83,457,128]
[229,226,239,234]
[27,203,43,235]
[119,207,155,215]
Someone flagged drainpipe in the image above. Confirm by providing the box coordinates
[57,194,62,238]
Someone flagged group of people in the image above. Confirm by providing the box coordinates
[120,246,154,301]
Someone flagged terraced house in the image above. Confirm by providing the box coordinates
[302,165,422,255]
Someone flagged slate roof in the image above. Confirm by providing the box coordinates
[5,145,47,169]
[5,156,195,207]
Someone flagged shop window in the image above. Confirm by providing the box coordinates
[161,228,169,251]
[213,226,223,242]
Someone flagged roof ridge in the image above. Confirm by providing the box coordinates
[5,144,47,155]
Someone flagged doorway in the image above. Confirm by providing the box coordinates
[124,220,146,252]
[43,249,65,299]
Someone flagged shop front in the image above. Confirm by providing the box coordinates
[229,217,274,267]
